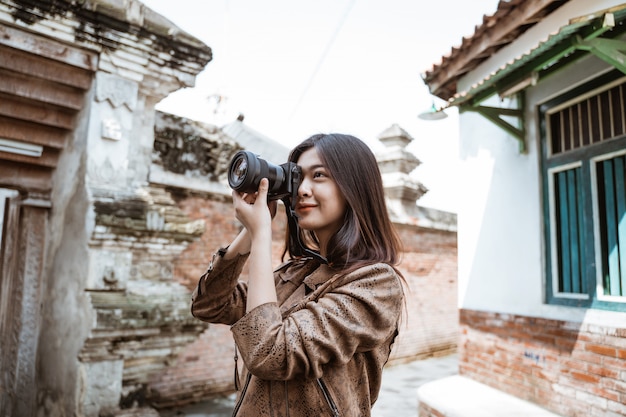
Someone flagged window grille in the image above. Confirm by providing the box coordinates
[549,82,626,155]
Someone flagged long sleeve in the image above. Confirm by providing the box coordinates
[191,249,250,325]
[230,263,403,381]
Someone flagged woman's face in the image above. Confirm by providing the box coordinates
[294,147,347,251]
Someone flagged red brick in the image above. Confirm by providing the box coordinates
[590,385,620,402]
[603,378,626,394]
[570,371,601,384]
[586,344,618,357]
[586,363,619,379]
[602,356,626,371]
[571,349,604,365]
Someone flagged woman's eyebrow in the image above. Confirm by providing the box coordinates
[300,163,325,171]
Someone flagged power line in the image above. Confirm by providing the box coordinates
[288,0,357,121]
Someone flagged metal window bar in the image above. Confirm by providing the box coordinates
[549,82,626,155]
[554,167,586,294]
[598,155,626,296]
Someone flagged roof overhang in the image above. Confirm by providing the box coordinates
[422,0,571,102]
[449,4,626,109]
[425,4,626,153]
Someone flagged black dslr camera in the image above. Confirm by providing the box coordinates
[228,150,301,204]
[227,150,327,263]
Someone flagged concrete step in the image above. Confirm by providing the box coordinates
[417,375,565,417]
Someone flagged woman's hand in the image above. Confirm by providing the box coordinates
[223,179,278,260]
[232,178,277,238]
[232,178,278,313]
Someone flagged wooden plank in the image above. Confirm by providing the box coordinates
[0,148,59,169]
[0,69,85,110]
[0,162,52,193]
[0,93,75,130]
[0,45,93,89]
[0,115,68,149]
[0,23,97,71]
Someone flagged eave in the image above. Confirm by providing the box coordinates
[422,2,626,153]
[451,5,626,108]
[422,0,571,102]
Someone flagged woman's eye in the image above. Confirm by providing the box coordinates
[313,171,326,178]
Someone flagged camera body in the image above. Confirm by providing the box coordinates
[228,150,301,203]
[227,150,327,263]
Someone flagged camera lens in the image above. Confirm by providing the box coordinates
[228,150,263,193]
[230,156,248,187]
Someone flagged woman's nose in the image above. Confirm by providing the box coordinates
[298,178,311,197]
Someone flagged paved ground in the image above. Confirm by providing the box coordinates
[160,354,459,417]
[372,354,458,417]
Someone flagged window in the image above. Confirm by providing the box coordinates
[541,70,626,311]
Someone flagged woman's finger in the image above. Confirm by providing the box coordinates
[255,178,269,204]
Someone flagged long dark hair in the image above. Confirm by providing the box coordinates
[282,133,403,272]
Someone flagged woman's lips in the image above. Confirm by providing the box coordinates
[296,203,316,213]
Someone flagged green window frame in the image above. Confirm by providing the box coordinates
[540,70,626,311]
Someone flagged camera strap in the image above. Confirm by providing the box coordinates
[282,197,328,264]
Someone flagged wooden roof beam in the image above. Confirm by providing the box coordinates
[424,0,565,100]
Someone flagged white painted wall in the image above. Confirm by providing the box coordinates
[455,0,626,326]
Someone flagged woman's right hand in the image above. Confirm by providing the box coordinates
[223,179,278,260]
[232,178,277,238]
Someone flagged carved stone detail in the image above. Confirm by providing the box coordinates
[96,72,138,110]
[152,112,241,181]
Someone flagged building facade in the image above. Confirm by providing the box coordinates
[420,1,626,416]
[0,1,211,415]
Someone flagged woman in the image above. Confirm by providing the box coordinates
[191,133,404,417]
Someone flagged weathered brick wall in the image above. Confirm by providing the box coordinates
[459,309,626,417]
[150,194,291,408]
[390,224,458,364]
[150,192,458,408]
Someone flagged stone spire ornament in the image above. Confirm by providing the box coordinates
[376,124,455,231]
[377,123,428,208]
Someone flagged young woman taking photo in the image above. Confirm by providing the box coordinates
[191,133,405,417]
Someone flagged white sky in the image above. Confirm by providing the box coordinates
[140,0,500,212]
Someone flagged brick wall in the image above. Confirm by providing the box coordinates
[150,192,458,407]
[390,224,458,364]
[459,309,626,417]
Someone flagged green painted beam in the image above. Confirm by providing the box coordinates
[461,104,526,153]
[573,36,626,74]
[446,10,626,154]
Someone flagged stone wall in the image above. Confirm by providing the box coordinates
[0,1,213,416]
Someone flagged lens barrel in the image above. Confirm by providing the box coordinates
[227,150,295,200]
[228,151,264,192]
